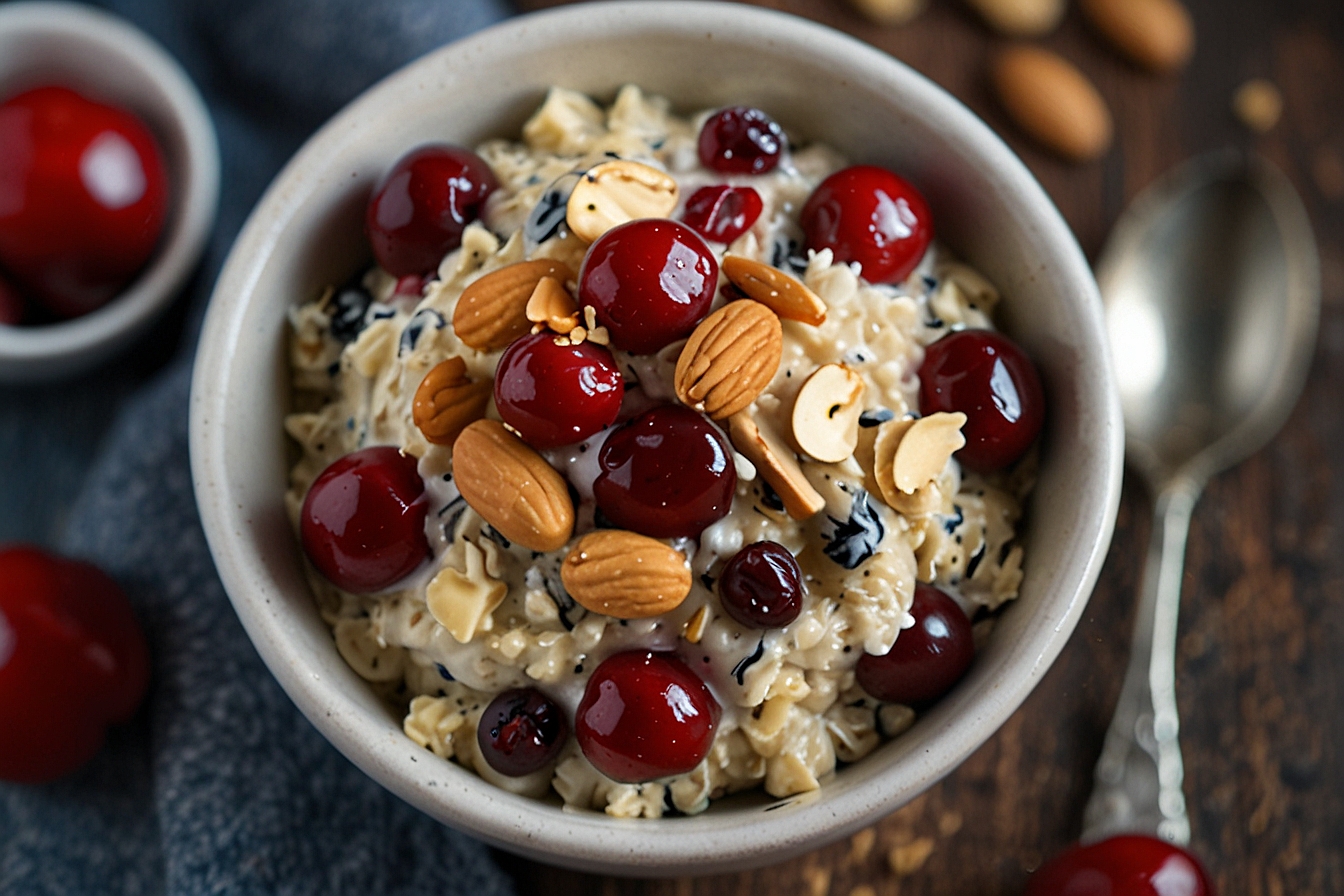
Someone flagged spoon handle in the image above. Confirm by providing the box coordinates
[1081,478,1200,846]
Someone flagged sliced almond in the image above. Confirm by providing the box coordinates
[453,259,575,352]
[565,159,678,244]
[791,364,866,463]
[426,540,507,644]
[728,411,826,520]
[561,530,692,619]
[722,255,827,326]
[525,275,580,334]
[893,412,966,494]
[682,605,709,644]
[674,300,783,420]
[412,356,492,446]
[452,419,575,552]
[872,417,917,507]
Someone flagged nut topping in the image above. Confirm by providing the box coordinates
[412,356,492,446]
[791,364,866,463]
[894,412,967,493]
[565,159,679,244]
[525,275,580,334]
[561,530,692,619]
[728,411,826,520]
[722,255,827,326]
[451,419,575,552]
[453,259,575,351]
[674,299,783,420]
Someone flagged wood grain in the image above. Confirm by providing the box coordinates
[508,1,1344,892]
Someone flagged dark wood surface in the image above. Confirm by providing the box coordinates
[506,0,1344,893]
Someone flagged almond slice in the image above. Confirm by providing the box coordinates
[412,356,492,446]
[791,364,866,463]
[893,412,966,494]
[453,259,575,351]
[728,411,826,520]
[452,419,574,552]
[565,159,679,244]
[525,275,580,334]
[674,300,783,420]
[872,417,917,507]
[722,255,827,326]
[561,530,692,619]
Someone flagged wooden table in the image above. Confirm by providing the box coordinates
[510,1,1344,892]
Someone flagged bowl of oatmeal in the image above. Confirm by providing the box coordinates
[190,0,1122,876]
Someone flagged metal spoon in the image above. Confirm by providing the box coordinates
[1080,151,1319,845]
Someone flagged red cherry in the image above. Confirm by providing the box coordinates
[576,650,720,782]
[365,144,498,277]
[800,165,932,285]
[477,687,569,777]
[1027,836,1216,896]
[0,270,27,325]
[0,546,150,783]
[697,106,785,175]
[299,446,430,593]
[718,541,803,629]
[494,332,624,449]
[593,405,736,539]
[0,86,169,319]
[917,329,1044,472]
[855,584,973,706]
[681,185,763,244]
[577,219,718,355]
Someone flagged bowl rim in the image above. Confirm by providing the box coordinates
[0,0,220,382]
[190,0,1123,875]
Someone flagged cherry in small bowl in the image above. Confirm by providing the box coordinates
[1026,835,1216,896]
[800,164,932,285]
[299,446,430,593]
[477,687,569,777]
[575,650,720,783]
[718,541,803,629]
[855,583,974,706]
[494,331,624,449]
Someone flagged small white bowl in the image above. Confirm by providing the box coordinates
[0,1,219,383]
[191,1,1122,876]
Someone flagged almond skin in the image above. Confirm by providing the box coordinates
[453,259,574,352]
[674,299,783,420]
[992,46,1113,162]
[722,255,827,326]
[561,530,692,619]
[452,419,574,552]
[413,356,492,446]
[1079,0,1194,73]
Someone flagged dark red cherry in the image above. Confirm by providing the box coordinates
[1026,836,1216,896]
[576,650,720,783]
[577,218,717,354]
[917,329,1044,472]
[494,332,624,449]
[593,405,736,538]
[365,144,497,277]
[681,185,764,244]
[718,541,803,628]
[800,165,932,285]
[697,106,785,175]
[477,687,569,777]
[0,86,169,319]
[855,584,973,706]
[299,446,430,593]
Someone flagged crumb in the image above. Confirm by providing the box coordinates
[847,0,926,26]
[1233,79,1283,133]
[849,827,877,863]
[888,837,936,876]
[847,886,878,896]
[803,865,832,896]
[938,811,963,837]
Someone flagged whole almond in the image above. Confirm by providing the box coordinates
[847,0,926,25]
[566,159,679,244]
[561,530,692,619]
[992,46,1114,162]
[452,419,574,552]
[966,0,1065,36]
[453,259,574,352]
[722,255,827,326]
[674,300,783,420]
[413,356,492,446]
[1079,0,1194,73]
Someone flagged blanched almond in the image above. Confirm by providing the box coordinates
[722,255,827,326]
[561,530,691,619]
[1079,0,1194,73]
[452,419,574,552]
[566,159,679,244]
[413,356,492,446]
[791,364,866,463]
[453,259,574,351]
[729,411,826,520]
[992,46,1113,162]
[893,412,966,493]
[674,300,783,420]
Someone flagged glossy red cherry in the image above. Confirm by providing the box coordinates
[917,329,1044,472]
[299,446,430,593]
[365,144,498,277]
[494,331,624,449]
[577,218,717,354]
[718,541,803,629]
[681,185,763,244]
[0,86,169,319]
[593,405,736,538]
[855,584,973,706]
[0,546,150,783]
[800,165,932,285]
[697,106,785,175]
[477,687,569,777]
[1026,835,1216,896]
[576,650,721,783]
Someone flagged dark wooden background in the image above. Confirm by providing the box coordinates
[506,0,1344,893]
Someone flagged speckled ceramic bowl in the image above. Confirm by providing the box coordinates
[190,1,1122,876]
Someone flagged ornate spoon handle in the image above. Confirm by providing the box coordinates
[1081,478,1200,846]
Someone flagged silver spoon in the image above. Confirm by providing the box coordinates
[1080,151,1319,845]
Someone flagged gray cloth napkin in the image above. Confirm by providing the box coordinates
[0,1,523,893]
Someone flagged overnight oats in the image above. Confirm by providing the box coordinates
[284,86,1044,817]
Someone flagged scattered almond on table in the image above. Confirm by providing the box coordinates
[965,0,1067,37]
[847,0,927,25]
[888,836,938,875]
[1233,78,1283,133]
[991,45,1114,161]
[1078,0,1195,72]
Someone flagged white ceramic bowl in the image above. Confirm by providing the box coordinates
[191,1,1122,876]
[0,1,219,383]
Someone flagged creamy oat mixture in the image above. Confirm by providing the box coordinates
[285,86,1034,817]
